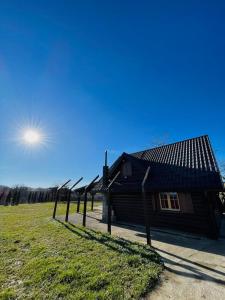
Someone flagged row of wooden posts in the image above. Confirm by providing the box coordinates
[106,166,151,244]
[52,173,119,235]
[52,172,152,246]
[52,176,100,225]
[52,151,152,246]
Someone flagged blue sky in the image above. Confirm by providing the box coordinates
[0,0,225,187]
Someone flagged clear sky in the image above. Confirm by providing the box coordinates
[0,0,225,188]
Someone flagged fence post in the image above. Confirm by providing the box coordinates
[52,179,71,219]
[107,192,112,234]
[53,191,59,219]
[83,191,88,227]
[106,171,121,234]
[142,166,151,246]
[65,189,71,222]
[65,177,83,222]
[82,175,99,227]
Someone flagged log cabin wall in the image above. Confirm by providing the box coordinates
[111,191,217,237]
[94,136,223,239]
[210,192,223,229]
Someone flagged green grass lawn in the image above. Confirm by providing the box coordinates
[0,202,163,300]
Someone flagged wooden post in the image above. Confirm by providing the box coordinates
[105,150,108,166]
[106,171,121,234]
[65,189,71,222]
[107,192,112,234]
[103,150,109,188]
[142,166,151,246]
[53,191,59,219]
[142,189,151,245]
[65,177,83,222]
[91,193,94,211]
[82,175,99,227]
[52,179,71,219]
[83,191,88,227]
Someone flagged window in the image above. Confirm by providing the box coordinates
[159,192,180,211]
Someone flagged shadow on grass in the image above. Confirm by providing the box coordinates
[55,219,162,264]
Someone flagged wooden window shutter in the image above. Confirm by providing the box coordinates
[179,193,194,213]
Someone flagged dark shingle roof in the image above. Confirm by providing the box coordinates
[92,135,223,193]
[128,135,222,191]
[131,135,219,173]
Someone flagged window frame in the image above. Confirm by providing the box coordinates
[159,192,180,212]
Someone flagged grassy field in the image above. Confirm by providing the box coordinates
[0,202,163,300]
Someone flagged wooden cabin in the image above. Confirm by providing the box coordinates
[94,135,224,239]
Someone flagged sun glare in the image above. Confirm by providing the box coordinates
[23,129,41,145]
[10,118,53,152]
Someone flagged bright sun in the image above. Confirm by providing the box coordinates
[12,120,51,151]
[23,129,42,145]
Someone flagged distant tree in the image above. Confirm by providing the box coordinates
[0,191,4,204]
[28,191,32,203]
[5,191,12,206]
[12,189,18,205]
[15,189,21,205]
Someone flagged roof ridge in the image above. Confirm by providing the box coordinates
[130,135,209,155]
